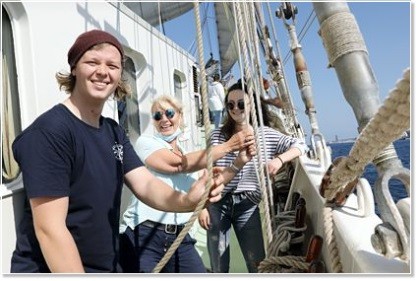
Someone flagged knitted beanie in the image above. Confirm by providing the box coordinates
[67,29,124,68]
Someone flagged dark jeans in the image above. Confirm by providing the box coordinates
[119,223,206,273]
[207,192,265,273]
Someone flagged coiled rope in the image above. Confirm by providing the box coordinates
[319,11,368,67]
[258,255,309,273]
[267,210,306,255]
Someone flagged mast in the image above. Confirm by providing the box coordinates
[313,2,403,170]
[276,3,330,166]
[254,2,305,140]
[313,2,410,260]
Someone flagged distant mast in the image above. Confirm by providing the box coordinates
[335,135,339,143]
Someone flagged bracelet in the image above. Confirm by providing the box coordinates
[277,155,284,165]
[230,162,240,173]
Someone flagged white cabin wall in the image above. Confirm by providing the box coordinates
[2,0,200,272]
[10,1,198,135]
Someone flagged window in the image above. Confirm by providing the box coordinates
[173,72,183,104]
[2,6,21,183]
[117,56,140,144]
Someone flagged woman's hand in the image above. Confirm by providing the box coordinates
[226,128,255,152]
[198,208,211,230]
[266,157,284,176]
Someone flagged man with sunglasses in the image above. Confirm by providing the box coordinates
[119,95,255,273]
[208,73,225,129]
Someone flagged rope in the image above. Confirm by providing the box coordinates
[324,68,410,200]
[234,2,274,250]
[319,11,368,67]
[248,2,276,221]
[258,256,309,273]
[323,206,343,273]
[151,2,213,273]
[268,211,306,256]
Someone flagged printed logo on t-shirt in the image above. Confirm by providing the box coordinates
[112,142,123,162]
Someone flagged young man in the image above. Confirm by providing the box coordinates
[10,30,223,273]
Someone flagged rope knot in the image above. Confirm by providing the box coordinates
[320,156,359,203]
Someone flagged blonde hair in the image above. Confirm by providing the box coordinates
[151,95,185,129]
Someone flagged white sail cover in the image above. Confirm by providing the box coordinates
[123,1,239,78]
[123,2,193,26]
[214,2,239,77]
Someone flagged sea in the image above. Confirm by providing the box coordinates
[328,138,410,214]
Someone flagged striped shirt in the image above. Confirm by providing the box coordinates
[210,126,307,203]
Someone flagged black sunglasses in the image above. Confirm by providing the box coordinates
[152,108,176,121]
[227,99,245,111]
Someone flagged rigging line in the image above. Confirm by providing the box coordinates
[266,2,285,65]
[152,2,213,272]
[188,3,210,56]
[298,11,317,47]
[230,2,245,80]
[298,8,316,41]
[249,2,277,223]
[204,3,213,55]
[235,2,274,246]
[218,1,242,77]
[157,1,165,35]
[283,8,316,65]
[257,3,302,138]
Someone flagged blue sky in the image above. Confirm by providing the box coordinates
[163,1,410,141]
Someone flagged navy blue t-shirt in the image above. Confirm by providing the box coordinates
[11,104,143,273]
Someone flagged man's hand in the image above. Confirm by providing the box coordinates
[186,169,225,208]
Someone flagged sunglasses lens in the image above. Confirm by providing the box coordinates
[238,100,245,110]
[153,109,175,121]
[165,108,175,119]
[227,102,234,110]
[153,112,162,121]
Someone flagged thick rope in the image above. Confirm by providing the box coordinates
[319,11,368,67]
[258,255,309,273]
[324,68,410,200]
[248,2,276,222]
[267,210,306,256]
[234,2,274,250]
[323,206,343,273]
[152,2,213,273]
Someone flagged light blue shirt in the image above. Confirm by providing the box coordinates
[120,134,197,233]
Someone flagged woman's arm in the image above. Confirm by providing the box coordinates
[31,197,85,272]
[267,146,303,176]
[145,129,254,174]
[214,143,256,185]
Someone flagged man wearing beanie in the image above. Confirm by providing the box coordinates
[10,29,224,273]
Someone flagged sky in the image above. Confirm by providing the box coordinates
[162,1,411,142]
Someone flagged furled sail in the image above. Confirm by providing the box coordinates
[214,2,239,77]
[124,2,239,78]
[123,2,193,27]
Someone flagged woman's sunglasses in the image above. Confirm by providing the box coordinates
[227,99,245,111]
[152,108,176,121]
